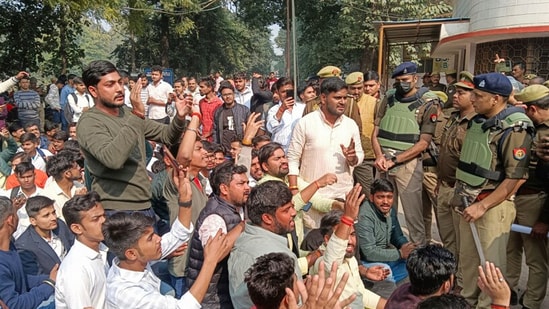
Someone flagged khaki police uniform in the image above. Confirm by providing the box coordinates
[452,74,534,309]
[346,72,379,195]
[506,86,549,309]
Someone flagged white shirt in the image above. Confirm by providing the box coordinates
[198,208,244,247]
[124,85,132,108]
[0,187,43,239]
[42,180,77,222]
[106,219,195,308]
[267,102,305,152]
[287,109,364,200]
[67,91,94,122]
[235,86,253,110]
[147,80,173,120]
[44,231,66,260]
[16,148,53,172]
[55,239,110,309]
[184,88,203,105]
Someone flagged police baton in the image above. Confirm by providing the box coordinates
[462,196,486,265]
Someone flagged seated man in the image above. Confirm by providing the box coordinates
[103,167,231,308]
[0,196,57,309]
[356,179,415,283]
[16,196,74,276]
[312,185,387,309]
[385,244,456,309]
[245,252,355,309]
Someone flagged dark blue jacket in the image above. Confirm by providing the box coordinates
[15,219,74,276]
[0,242,53,309]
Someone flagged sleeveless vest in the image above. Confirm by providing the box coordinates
[456,107,534,187]
[186,195,242,308]
[378,95,424,151]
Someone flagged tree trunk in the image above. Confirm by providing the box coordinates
[160,14,170,68]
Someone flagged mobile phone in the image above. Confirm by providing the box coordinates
[285,89,294,99]
[162,145,179,168]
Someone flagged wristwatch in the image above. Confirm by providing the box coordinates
[390,155,398,164]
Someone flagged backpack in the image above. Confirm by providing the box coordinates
[64,93,91,122]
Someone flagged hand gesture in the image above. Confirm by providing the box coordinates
[281,95,295,112]
[340,138,358,166]
[242,112,265,141]
[12,194,27,210]
[75,187,88,196]
[129,82,145,114]
[203,229,231,263]
[316,173,337,188]
[530,221,549,240]
[15,71,29,80]
[360,265,390,281]
[536,136,549,162]
[477,261,511,306]
[343,184,365,220]
[174,93,194,119]
[166,242,188,259]
[399,242,417,259]
[173,166,192,203]
[49,263,59,281]
[0,127,9,139]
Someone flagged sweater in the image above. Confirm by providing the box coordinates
[0,242,53,309]
[77,106,185,211]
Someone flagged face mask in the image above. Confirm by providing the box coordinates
[396,81,412,94]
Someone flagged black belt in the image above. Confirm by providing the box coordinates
[457,161,503,182]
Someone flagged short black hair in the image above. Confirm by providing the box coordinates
[528,94,549,110]
[19,132,38,144]
[219,80,235,94]
[370,178,394,195]
[407,244,456,296]
[151,65,163,73]
[252,135,271,148]
[199,76,215,89]
[275,77,293,91]
[46,151,77,180]
[26,196,55,219]
[8,122,23,135]
[53,131,69,142]
[246,181,292,226]
[0,197,14,228]
[63,139,80,153]
[44,121,58,133]
[209,161,248,196]
[72,77,84,85]
[319,210,343,237]
[14,161,35,177]
[417,293,472,309]
[320,77,347,95]
[63,191,101,227]
[364,70,380,82]
[245,252,296,309]
[257,142,284,172]
[103,212,154,260]
[82,60,118,88]
[233,71,247,80]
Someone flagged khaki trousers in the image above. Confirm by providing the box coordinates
[506,192,548,309]
[437,181,462,285]
[460,199,515,309]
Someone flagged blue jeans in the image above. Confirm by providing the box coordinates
[363,260,408,283]
[170,275,188,299]
[51,109,62,125]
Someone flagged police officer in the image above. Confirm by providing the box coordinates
[444,69,458,109]
[452,73,534,308]
[429,72,447,92]
[346,72,378,195]
[372,61,441,245]
[507,85,549,309]
[435,71,476,289]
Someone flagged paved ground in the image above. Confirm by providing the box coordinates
[396,207,549,308]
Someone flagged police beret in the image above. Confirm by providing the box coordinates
[446,69,457,76]
[317,66,341,78]
[455,71,474,90]
[473,73,513,96]
[391,62,417,78]
[345,72,363,85]
[431,91,448,103]
[431,72,441,76]
[514,85,549,104]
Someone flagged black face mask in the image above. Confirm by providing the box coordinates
[396,81,412,95]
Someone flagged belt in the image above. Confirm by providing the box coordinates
[516,187,544,196]
[476,190,494,202]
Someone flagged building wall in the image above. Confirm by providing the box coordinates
[454,0,549,32]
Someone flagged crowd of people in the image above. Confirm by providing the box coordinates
[0,58,548,309]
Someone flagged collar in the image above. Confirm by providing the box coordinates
[245,223,288,245]
[539,118,549,129]
[111,257,157,283]
[368,200,390,219]
[73,239,109,260]
[317,108,343,127]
